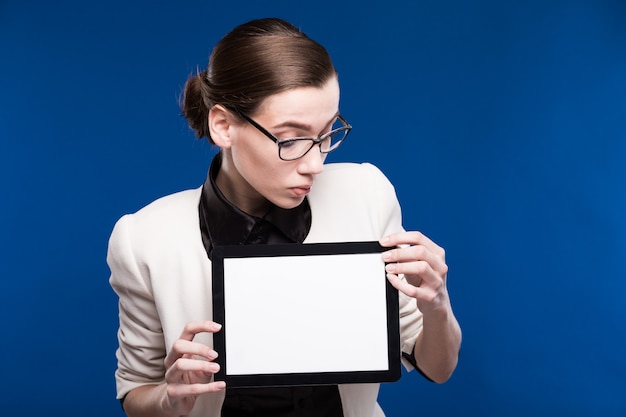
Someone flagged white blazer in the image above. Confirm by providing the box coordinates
[108,162,424,417]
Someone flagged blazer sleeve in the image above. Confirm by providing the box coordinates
[107,214,167,399]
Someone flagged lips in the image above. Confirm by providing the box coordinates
[291,185,312,196]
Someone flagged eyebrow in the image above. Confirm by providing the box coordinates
[271,113,339,135]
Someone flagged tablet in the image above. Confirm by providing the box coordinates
[211,241,400,388]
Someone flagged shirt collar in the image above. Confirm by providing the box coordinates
[198,153,311,257]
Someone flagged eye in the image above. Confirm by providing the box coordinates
[279,139,298,149]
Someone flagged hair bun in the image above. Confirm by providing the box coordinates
[181,70,212,141]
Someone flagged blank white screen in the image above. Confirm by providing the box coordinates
[222,252,389,375]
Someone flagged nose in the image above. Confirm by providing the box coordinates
[297,146,325,175]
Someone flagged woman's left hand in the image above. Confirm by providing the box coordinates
[380,231,450,315]
[380,231,461,383]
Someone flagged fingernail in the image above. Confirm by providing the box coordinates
[381,251,392,261]
[386,263,396,273]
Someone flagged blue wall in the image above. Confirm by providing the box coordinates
[1,1,625,415]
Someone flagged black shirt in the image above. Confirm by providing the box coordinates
[198,154,344,417]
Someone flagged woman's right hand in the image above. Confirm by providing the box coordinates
[160,321,226,415]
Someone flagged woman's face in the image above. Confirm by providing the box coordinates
[216,76,341,216]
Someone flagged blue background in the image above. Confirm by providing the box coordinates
[1,0,625,415]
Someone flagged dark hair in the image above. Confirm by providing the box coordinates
[181,18,337,143]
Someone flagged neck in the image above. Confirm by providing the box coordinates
[215,156,270,217]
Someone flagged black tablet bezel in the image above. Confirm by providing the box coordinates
[211,241,401,388]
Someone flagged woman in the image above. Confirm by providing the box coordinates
[108,17,461,417]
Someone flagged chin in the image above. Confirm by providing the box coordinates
[274,196,306,210]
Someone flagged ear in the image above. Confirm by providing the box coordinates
[209,105,235,148]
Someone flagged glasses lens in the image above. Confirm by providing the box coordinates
[279,139,314,160]
[320,130,347,153]
[278,117,350,160]
[319,118,350,153]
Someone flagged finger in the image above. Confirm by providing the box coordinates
[382,243,438,264]
[170,339,219,359]
[162,379,226,417]
[179,321,222,341]
[382,245,448,276]
[385,259,429,278]
[385,260,442,288]
[167,380,227,400]
[166,357,221,381]
[165,339,218,367]
[386,273,421,299]
[164,321,222,368]
[380,231,444,256]
[386,273,438,303]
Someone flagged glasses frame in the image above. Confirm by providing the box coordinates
[232,108,352,161]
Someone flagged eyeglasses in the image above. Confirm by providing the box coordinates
[233,108,352,161]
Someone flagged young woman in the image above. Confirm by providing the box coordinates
[108,17,461,417]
